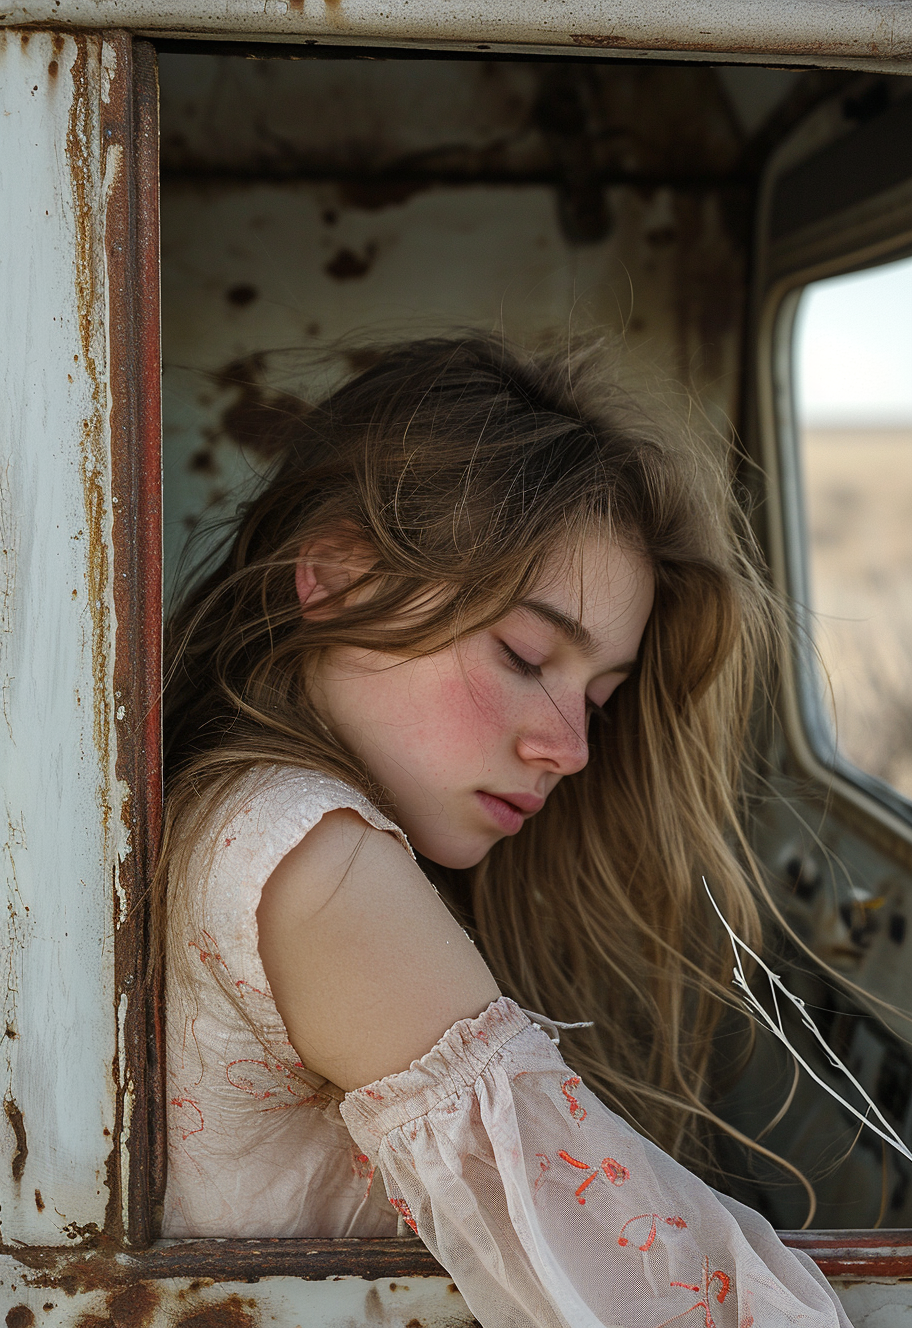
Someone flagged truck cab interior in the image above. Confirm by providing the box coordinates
[158,44,912,1234]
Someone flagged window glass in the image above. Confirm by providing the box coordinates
[793,256,912,800]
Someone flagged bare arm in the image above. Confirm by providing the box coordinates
[256,809,501,1090]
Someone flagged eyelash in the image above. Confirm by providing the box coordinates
[499,640,606,715]
[499,642,542,679]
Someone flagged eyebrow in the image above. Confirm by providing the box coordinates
[516,598,640,674]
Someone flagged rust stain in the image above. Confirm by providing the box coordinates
[62,1221,105,1248]
[4,1094,27,1182]
[66,37,131,1248]
[65,37,114,861]
[338,179,426,211]
[42,1258,116,1297]
[34,1187,44,1211]
[5,1309,34,1328]
[288,0,304,9]
[0,1245,117,1296]
[213,355,308,459]
[176,1295,257,1328]
[48,59,58,77]
[73,1283,160,1328]
[567,30,869,57]
[324,243,377,280]
[225,283,258,308]
[344,348,384,377]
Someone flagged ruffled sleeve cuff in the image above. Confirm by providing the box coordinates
[341,996,531,1150]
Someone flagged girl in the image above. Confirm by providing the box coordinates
[160,336,852,1326]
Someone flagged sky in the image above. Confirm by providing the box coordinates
[794,253,912,428]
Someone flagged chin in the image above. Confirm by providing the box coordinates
[420,837,497,871]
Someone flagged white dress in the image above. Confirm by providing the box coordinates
[164,766,852,1328]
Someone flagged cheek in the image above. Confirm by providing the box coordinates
[437,663,515,744]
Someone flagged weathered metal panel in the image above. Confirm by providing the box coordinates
[160,177,746,591]
[3,0,912,70]
[157,56,746,182]
[157,38,750,595]
[0,29,130,1246]
[103,36,165,1251]
[3,1267,903,1328]
[3,1234,910,1322]
[1,1227,908,1322]
[830,1281,912,1325]
[0,1264,478,1327]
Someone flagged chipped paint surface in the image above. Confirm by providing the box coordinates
[0,1245,906,1323]
[158,52,749,591]
[0,31,127,1244]
[0,1262,482,1328]
[2,0,912,70]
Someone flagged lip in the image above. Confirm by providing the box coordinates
[475,790,545,835]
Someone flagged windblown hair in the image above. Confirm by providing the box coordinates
[159,334,781,1180]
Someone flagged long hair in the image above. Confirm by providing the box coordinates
[158,334,778,1177]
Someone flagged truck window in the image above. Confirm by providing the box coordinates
[792,255,912,804]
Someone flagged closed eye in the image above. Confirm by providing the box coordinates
[499,641,542,679]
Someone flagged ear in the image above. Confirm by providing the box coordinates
[295,536,372,615]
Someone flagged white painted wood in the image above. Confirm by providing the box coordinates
[0,30,128,1243]
[1,0,911,70]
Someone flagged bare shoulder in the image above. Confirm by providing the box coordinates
[256,807,500,1090]
[257,806,422,927]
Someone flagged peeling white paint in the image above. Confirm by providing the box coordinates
[2,0,912,71]
[100,39,117,105]
[117,990,130,1235]
[0,1259,901,1323]
[0,32,122,1243]
[102,143,124,205]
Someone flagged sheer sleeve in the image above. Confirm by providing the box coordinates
[340,998,852,1328]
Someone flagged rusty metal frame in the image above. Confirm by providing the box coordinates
[100,1230,912,1282]
[9,1231,912,1291]
[104,32,165,1249]
[61,28,912,1301]
[6,0,912,74]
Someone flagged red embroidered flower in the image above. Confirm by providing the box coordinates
[600,1157,629,1186]
[389,1197,418,1233]
[618,1212,687,1251]
[560,1076,588,1123]
[558,1150,630,1202]
[666,1258,731,1328]
[170,1096,205,1141]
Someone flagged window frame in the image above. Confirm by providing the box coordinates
[770,257,912,828]
[5,25,912,1316]
[752,82,912,862]
[133,32,912,1277]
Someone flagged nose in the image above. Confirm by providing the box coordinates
[515,690,590,776]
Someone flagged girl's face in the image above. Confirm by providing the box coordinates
[310,535,655,868]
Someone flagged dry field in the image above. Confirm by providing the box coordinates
[803,427,912,800]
